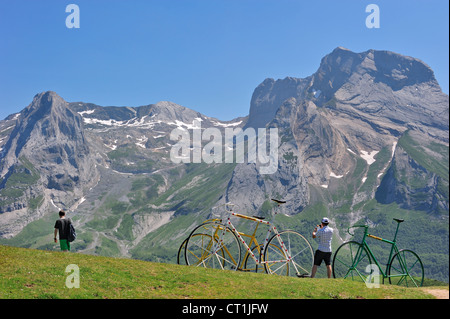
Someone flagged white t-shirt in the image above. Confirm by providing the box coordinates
[315,225,333,252]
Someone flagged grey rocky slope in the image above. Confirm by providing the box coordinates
[0,92,100,236]
[0,92,246,238]
[231,47,448,217]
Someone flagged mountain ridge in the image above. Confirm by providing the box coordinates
[248,47,448,142]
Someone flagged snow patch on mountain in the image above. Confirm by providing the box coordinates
[360,150,379,165]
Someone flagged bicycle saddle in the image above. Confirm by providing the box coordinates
[393,218,404,223]
[253,216,265,220]
[271,199,286,204]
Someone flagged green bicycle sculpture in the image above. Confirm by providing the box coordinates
[332,218,424,287]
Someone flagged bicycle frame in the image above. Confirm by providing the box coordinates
[226,212,289,266]
[211,203,295,270]
[226,214,263,270]
[353,223,402,279]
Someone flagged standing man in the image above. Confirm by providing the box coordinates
[54,210,71,252]
[311,217,334,278]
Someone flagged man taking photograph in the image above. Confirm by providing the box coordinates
[311,217,334,278]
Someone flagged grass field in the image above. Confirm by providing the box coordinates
[0,245,447,300]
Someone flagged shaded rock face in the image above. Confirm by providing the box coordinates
[246,77,310,130]
[224,98,309,216]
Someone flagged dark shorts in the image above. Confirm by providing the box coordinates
[314,250,332,266]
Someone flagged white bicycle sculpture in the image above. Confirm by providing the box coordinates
[177,199,314,277]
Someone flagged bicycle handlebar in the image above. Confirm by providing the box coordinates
[210,202,239,217]
[347,224,368,236]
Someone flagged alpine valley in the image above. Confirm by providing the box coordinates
[0,47,448,282]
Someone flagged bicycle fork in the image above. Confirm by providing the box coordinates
[345,246,369,281]
[208,221,236,270]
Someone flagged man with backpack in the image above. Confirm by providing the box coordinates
[54,210,75,252]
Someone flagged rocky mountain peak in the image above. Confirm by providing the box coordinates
[27,91,66,112]
[0,90,99,220]
[312,47,439,100]
[147,101,204,123]
[247,47,448,142]
[15,91,69,128]
[1,91,85,161]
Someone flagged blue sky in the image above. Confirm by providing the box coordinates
[0,0,448,121]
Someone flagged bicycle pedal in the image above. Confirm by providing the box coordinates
[296,273,310,278]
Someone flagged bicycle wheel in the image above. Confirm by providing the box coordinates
[177,238,188,265]
[178,219,219,265]
[263,230,314,277]
[242,243,283,273]
[332,241,372,282]
[388,249,424,287]
[184,221,241,271]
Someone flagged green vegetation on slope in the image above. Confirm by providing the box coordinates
[0,245,445,299]
[0,156,40,205]
[397,130,449,208]
[398,131,449,183]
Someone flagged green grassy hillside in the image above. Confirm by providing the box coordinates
[0,245,446,299]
